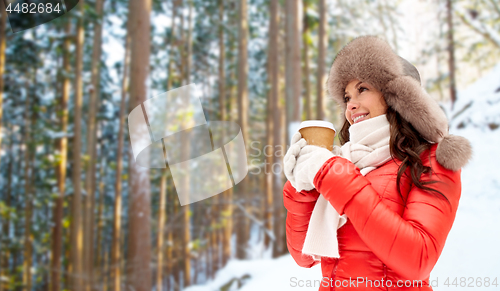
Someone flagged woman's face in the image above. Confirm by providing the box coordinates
[344,79,388,125]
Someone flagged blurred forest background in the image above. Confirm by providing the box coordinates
[0,0,499,290]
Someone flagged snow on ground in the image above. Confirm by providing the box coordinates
[431,63,500,289]
[431,125,500,290]
[185,65,500,291]
[185,255,321,291]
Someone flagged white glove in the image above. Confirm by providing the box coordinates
[283,132,307,189]
[293,145,335,192]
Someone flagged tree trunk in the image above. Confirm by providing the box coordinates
[179,0,185,86]
[179,1,194,287]
[23,81,33,291]
[235,0,250,261]
[446,0,457,108]
[384,0,398,53]
[375,2,389,42]
[285,0,302,142]
[166,209,173,290]
[316,0,327,120]
[265,0,279,250]
[111,10,131,291]
[171,192,181,289]
[0,0,7,167]
[223,5,239,265]
[70,1,85,290]
[216,0,226,273]
[167,0,178,90]
[126,0,152,290]
[156,170,167,291]
[179,140,191,288]
[84,1,104,289]
[12,129,23,286]
[302,1,311,120]
[51,19,72,291]
[95,156,106,287]
[0,130,13,291]
[218,0,226,123]
[274,1,288,256]
[165,2,178,289]
[186,0,193,85]
[102,248,109,291]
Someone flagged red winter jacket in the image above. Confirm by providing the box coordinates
[284,144,462,290]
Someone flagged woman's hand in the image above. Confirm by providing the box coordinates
[283,132,307,190]
[293,145,335,192]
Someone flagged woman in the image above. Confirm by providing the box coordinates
[283,36,472,291]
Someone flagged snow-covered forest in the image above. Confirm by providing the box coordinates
[0,0,499,290]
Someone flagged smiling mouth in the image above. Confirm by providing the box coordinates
[353,113,369,124]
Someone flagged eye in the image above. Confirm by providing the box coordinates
[358,86,368,93]
[343,96,350,103]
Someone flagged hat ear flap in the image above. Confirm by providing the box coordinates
[436,134,473,171]
[384,76,448,143]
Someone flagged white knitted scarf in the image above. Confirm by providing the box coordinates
[301,114,393,260]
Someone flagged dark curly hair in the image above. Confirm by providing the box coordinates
[338,106,450,206]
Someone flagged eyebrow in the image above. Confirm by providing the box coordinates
[344,81,363,95]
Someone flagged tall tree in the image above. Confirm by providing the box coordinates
[166,0,178,90]
[302,0,312,120]
[126,0,152,290]
[94,152,107,290]
[236,0,250,260]
[164,2,178,288]
[157,1,183,287]
[0,1,7,166]
[84,1,105,289]
[70,1,85,290]
[446,0,457,108]
[27,38,39,291]
[218,0,226,124]
[22,81,33,291]
[265,0,279,250]
[51,19,72,291]
[221,4,237,264]
[285,0,302,142]
[186,0,193,85]
[155,169,167,291]
[182,1,194,286]
[1,129,13,291]
[111,15,131,291]
[274,0,288,256]
[316,0,326,120]
[215,0,226,273]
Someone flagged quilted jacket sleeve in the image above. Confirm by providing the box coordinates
[314,154,462,280]
[283,181,321,268]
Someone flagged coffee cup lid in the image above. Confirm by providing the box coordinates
[298,120,335,131]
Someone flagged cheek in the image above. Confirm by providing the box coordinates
[371,94,387,113]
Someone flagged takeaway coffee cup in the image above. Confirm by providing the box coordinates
[298,120,336,151]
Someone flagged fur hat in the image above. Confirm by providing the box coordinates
[327,35,472,171]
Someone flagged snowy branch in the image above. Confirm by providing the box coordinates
[235,201,276,241]
[455,7,500,49]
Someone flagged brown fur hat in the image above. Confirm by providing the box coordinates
[327,35,472,171]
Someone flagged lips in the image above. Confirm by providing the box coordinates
[353,113,369,124]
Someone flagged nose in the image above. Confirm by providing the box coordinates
[346,100,358,111]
